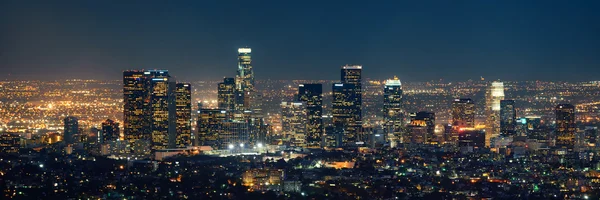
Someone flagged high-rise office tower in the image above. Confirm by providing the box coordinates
[236,47,254,93]
[324,124,343,147]
[383,77,403,145]
[101,119,120,143]
[500,100,516,136]
[176,83,192,147]
[515,118,527,136]
[521,116,548,144]
[458,128,486,153]
[281,102,307,147]
[409,111,435,143]
[123,70,150,148]
[485,81,505,147]
[197,108,228,149]
[218,77,237,111]
[341,65,362,94]
[249,92,264,112]
[219,120,250,149]
[236,92,247,111]
[443,124,454,143]
[246,111,268,146]
[63,116,78,144]
[555,104,576,151]
[524,116,542,133]
[406,125,428,144]
[451,98,475,128]
[297,84,323,148]
[340,65,363,145]
[332,83,361,146]
[236,47,254,109]
[341,65,362,120]
[147,70,177,150]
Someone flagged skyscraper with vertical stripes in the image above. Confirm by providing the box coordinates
[297,84,323,148]
[176,83,192,147]
[123,69,178,154]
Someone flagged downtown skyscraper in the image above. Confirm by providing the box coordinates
[219,120,250,149]
[555,104,576,152]
[341,65,362,103]
[123,69,181,153]
[332,83,360,146]
[197,108,227,148]
[236,47,254,109]
[383,76,403,146]
[452,98,475,128]
[101,119,119,144]
[409,111,435,143]
[218,77,237,111]
[147,70,177,150]
[281,102,307,147]
[335,65,363,145]
[63,116,78,145]
[123,70,150,151]
[485,81,504,147]
[176,83,192,148]
[500,100,516,136]
[297,84,323,148]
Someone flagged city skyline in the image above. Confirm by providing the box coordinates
[1,1,600,199]
[2,1,600,81]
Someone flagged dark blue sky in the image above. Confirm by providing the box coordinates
[1,0,599,81]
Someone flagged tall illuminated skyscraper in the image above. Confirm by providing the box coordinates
[485,81,504,147]
[451,98,475,128]
[63,116,79,144]
[332,83,361,146]
[219,120,250,149]
[147,70,177,150]
[555,104,576,151]
[281,102,308,147]
[197,108,227,149]
[337,65,363,145]
[101,119,119,144]
[175,83,192,147]
[383,76,403,145]
[297,84,323,148]
[236,47,254,92]
[236,47,254,109]
[218,77,237,110]
[123,70,150,149]
[341,65,362,117]
[122,69,180,153]
[341,65,362,90]
[500,100,516,136]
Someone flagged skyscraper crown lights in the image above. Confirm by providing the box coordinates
[342,65,362,69]
[238,48,252,53]
[385,76,402,87]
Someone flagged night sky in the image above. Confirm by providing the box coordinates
[1,1,599,82]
